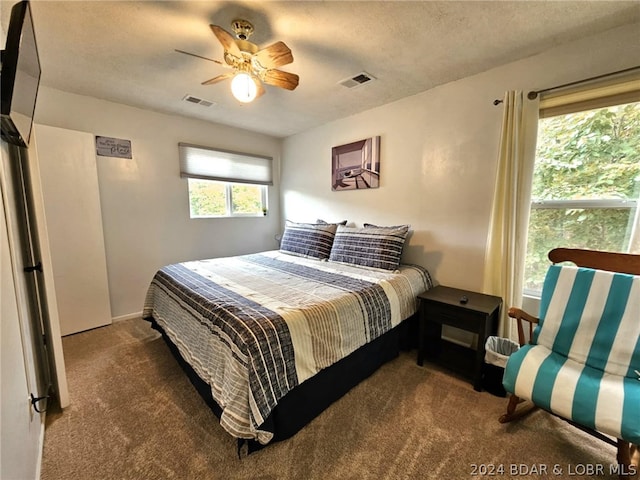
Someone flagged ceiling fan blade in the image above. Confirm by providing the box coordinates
[263,69,299,91]
[253,41,293,69]
[255,80,266,99]
[175,49,223,65]
[210,24,241,58]
[201,73,234,85]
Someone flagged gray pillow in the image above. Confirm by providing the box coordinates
[279,221,337,260]
[329,225,409,270]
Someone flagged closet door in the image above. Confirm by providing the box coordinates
[1,142,44,480]
[32,124,112,335]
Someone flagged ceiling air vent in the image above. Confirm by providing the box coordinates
[182,94,216,107]
[338,72,376,89]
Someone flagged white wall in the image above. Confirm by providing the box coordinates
[281,23,640,295]
[32,22,639,319]
[35,89,282,318]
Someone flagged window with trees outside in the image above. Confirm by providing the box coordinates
[523,100,640,294]
[178,143,272,218]
[187,179,267,218]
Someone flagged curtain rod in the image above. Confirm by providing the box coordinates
[527,65,640,100]
[492,65,640,105]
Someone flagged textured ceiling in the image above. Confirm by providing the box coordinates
[2,1,639,138]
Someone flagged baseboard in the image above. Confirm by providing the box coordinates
[112,311,142,323]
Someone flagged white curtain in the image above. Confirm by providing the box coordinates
[483,91,539,340]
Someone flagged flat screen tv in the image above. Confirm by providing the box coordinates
[1,0,40,148]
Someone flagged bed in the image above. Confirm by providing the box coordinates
[142,223,432,451]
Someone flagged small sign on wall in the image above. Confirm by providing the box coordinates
[95,136,132,159]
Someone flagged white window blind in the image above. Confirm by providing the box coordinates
[179,143,273,186]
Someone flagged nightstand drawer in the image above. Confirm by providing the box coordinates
[423,303,485,332]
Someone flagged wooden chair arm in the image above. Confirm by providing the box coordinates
[508,307,539,324]
[549,248,640,275]
[508,307,539,347]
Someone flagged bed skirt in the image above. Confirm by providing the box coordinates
[147,314,417,454]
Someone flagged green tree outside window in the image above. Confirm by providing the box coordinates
[188,179,266,218]
[524,102,640,292]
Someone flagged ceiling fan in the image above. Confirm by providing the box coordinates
[177,19,299,103]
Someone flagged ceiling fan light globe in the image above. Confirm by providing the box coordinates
[231,73,258,103]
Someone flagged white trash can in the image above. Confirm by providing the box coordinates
[483,336,520,396]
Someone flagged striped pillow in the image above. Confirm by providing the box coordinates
[279,221,337,260]
[329,225,409,271]
[317,219,348,226]
[363,223,408,229]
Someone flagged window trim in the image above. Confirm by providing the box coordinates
[531,198,637,209]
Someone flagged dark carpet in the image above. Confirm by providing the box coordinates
[41,318,622,480]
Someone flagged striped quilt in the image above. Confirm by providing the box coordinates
[142,250,432,444]
[503,265,640,444]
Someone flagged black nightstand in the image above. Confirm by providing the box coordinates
[417,285,502,391]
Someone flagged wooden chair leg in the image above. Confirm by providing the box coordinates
[498,394,536,424]
[616,439,639,478]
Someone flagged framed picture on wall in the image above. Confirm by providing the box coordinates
[331,136,380,191]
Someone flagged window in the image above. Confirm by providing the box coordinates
[523,100,640,294]
[179,143,271,218]
[187,179,266,218]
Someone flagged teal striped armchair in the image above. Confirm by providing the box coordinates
[500,248,640,477]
